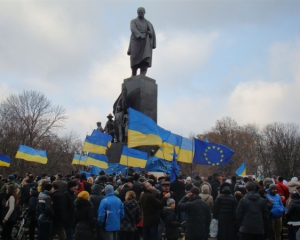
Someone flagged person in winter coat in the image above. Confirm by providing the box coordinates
[28,187,39,240]
[1,185,19,240]
[177,186,211,240]
[267,184,286,240]
[90,184,103,240]
[36,183,54,240]
[258,188,274,240]
[236,182,269,240]
[119,191,141,240]
[211,173,221,201]
[74,191,95,240]
[51,184,65,240]
[62,181,77,240]
[163,198,181,240]
[276,176,289,206]
[213,183,237,240]
[285,193,300,240]
[98,184,124,240]
[199,182,214,212]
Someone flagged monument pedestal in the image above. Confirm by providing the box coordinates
[107,75,158,164]
[123,75,157,123]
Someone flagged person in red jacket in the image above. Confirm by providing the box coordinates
[276,176,289,206]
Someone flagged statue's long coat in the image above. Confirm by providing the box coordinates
[128,17,156,68]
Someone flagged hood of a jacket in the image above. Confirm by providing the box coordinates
[200,182,212,195]
[245,191,260,201]
[75,198,92,210]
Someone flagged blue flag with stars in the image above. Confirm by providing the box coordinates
[193,138,234,166]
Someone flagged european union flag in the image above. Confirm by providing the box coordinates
[193,138,234,166]
[145,156,171,173]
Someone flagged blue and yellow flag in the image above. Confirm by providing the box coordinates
[0,154,10,167]
[82,130,112,154]
[193,138,234,166]
[155,133,182,161]
[119,145,148,168]
[86,153,108,169]
[72,154,88,166]
[177,137,194,163]
[15,145,47,164]
[91,130,113,147]
[128,108,171,148]
[236,160,246,176]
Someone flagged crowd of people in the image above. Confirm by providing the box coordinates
[0,170,300,240]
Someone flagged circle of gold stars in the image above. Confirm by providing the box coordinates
[204,145,224,166]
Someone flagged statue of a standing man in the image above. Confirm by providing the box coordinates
[127,7,156,76]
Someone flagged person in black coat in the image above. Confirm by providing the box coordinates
[236,182,269,240]
[285,193,300,240]
[177,186,211,240]
[163,198,181,240]
[213,183,237,240]
[118,182,133,202]
[211,173,221,201]
[132,174,142,201]
[74,191,95,240]
[258,188,273,240]
[62,181,77,240]
[51,184,65,240]
[28,187,39,240]
[89,184,103,240]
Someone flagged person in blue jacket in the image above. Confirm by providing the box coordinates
[267,184,285,240]
[98,184,124,240]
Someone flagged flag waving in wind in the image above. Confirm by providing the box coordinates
[15,145,48,164]
[82,130,112,154]
[127,108,171,148]
[170,150,180,183]
[119,145,148,168]
[193,138,234,166]
[236,160,246,176]
[0,154,10,167]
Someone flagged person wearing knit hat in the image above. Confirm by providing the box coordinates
[8,174,15,181]
[74,189,95,239]
[177,185,211,239]
[98,184,124,237]
[78,191,89,200]
[267,183,285,240]
[186,176,192,185]
[163,198,181,240]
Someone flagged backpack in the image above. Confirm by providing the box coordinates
[76,181,85,194]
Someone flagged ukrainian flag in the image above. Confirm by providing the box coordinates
[119,146,148,168]
[0,154,10,167]
[155,133,182,161]
[128,108,171,148]
[15,145,47,164]
[256,176,262,182]
[177,137,194,163]
[72,154,88,166]
[82,136,108,154]
[91,130,112,148]
[236,160,246,176]
[86,153,108,169]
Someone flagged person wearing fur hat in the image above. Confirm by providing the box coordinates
[62,181,77,240]
[177,186,211,240]
[267,184,285,240]
[213,183,237,240]
[36,183,54,240]
[199,182,214,212]
[163,198,181,240]
[74,191,95,240]
[98,185,124,240]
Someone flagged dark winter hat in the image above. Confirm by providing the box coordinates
[80,173,87,180]
[185,184,193,192]
[67,181,77,189]
[44,184,53,191]
[269,184,277,191]
[105,184,114,194]
[190,186,200,195]
[8,174,15,180]
[167,198,175,206]
[161,181,170,186]
[30,187,38,195]
[291,193,300,200]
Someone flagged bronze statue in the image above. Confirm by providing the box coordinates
[104,113,115,142]
[96,121,104,132]
[127,7,156,76]
[114,106,124,142]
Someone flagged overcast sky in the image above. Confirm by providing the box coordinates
[1,0,300,140]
